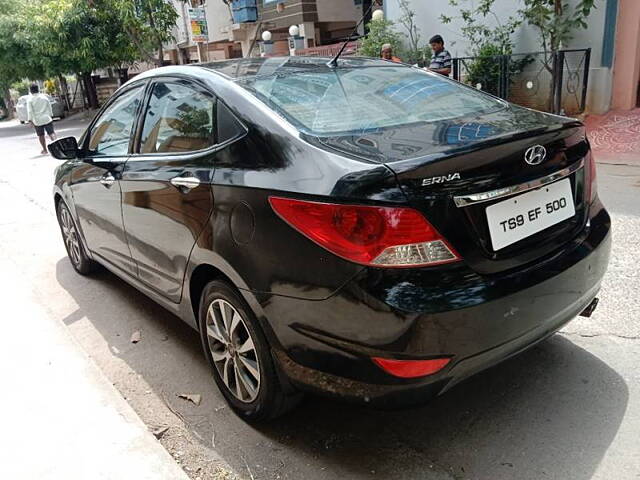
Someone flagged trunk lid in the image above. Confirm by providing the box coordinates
[315,105,591,275]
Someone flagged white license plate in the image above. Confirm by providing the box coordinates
[486,178,575,251]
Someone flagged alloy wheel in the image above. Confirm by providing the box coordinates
[60,206,82,268]
[206,299,261,403]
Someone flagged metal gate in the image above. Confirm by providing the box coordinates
[452,48,591,115]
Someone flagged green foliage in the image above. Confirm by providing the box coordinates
[442,0,532,97]
[441,0,522,56]
[465,43,533,96]
[114,0,179,65]
[520,0,596,56]
[360,5,431,66]
[402,45,432,67]
[0,0,177,94]
[0,0,44,91]
[177,105,212,138]
[466,44,503,96]
[359,18,402,59]
[521,0,596,111]
[11,79,31,96]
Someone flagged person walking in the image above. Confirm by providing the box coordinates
[428,35,452,76]
[380,43,402,63]
[26,84,57,155]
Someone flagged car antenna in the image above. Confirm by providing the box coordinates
[326,2,378,69]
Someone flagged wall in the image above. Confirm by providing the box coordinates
[258,0,318,30]
[171,0,190,46]
[612,0,640,109]
[316,0,362,23]
[385,0,613,113]
[205,1,235,43]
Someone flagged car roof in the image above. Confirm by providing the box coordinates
[197,56,410,81]
[124,56,412,90]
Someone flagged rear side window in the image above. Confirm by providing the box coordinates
[238,67,506,135]
[140,82,216,154]
[88,86,144,156]
[217,101,245,144]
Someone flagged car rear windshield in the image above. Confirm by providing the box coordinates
[237,66,506,136]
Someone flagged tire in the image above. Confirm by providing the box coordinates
[198,280,301,421]
[56,201,97,275]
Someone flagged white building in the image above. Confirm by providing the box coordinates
[384,0,636,114]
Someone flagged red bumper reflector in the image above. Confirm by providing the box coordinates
[372,357,451,378]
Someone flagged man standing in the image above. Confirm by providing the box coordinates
[428,35,452,76]
[27,84,57,155]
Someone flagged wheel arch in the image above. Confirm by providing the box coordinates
[189,263,237,323]
[186,261,278,347]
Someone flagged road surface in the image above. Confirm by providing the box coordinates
[1,115,638,480]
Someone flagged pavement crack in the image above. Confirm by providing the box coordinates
[560,331,640,341]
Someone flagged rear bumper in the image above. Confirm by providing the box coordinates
[264,202,611,406]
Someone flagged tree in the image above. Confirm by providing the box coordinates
[520,0,596,110]
[521,0,596,56]
[25,0,139,108]
[113,0,179,67]
[0,0,44,117]
[441,0,531,98]
[359,17,402,59]
[396,0,431,66]
[0,0,177,113]
[441,0,522,55]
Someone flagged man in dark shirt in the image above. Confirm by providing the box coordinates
[428,34,452,76]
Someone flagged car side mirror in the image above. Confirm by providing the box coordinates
[48,136,80,160]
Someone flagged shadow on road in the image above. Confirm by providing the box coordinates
[0,121,33,139]
[55,258,628,480]
[0,116,92,140]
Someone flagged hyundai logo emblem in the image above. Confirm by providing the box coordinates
[524,145,547,165]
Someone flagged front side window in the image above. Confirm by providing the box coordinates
[238,67,506,135]
[139,82,216,154]
[88,86,144,156]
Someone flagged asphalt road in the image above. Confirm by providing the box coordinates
[1,116,638,480]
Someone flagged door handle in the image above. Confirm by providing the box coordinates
[170,175,201,191]
[100,172,115,188]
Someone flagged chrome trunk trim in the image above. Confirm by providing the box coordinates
[454,159,584,207]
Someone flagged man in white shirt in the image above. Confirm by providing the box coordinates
[27,83,57,155]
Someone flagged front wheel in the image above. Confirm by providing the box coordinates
[56,201,96,275]
[198,280,301,421]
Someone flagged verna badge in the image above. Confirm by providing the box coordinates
[524,145,547,165]
[422,173,461,186]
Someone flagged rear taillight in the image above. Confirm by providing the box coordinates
[269,197,461,268]
[585,151,597,204]
[372,357,451,378]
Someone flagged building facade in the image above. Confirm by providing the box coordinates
[163,0,366,63]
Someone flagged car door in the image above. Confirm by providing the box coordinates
[69,84,146,276]
[120,78,217,302]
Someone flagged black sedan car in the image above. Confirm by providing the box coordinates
[50,57,610,421]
